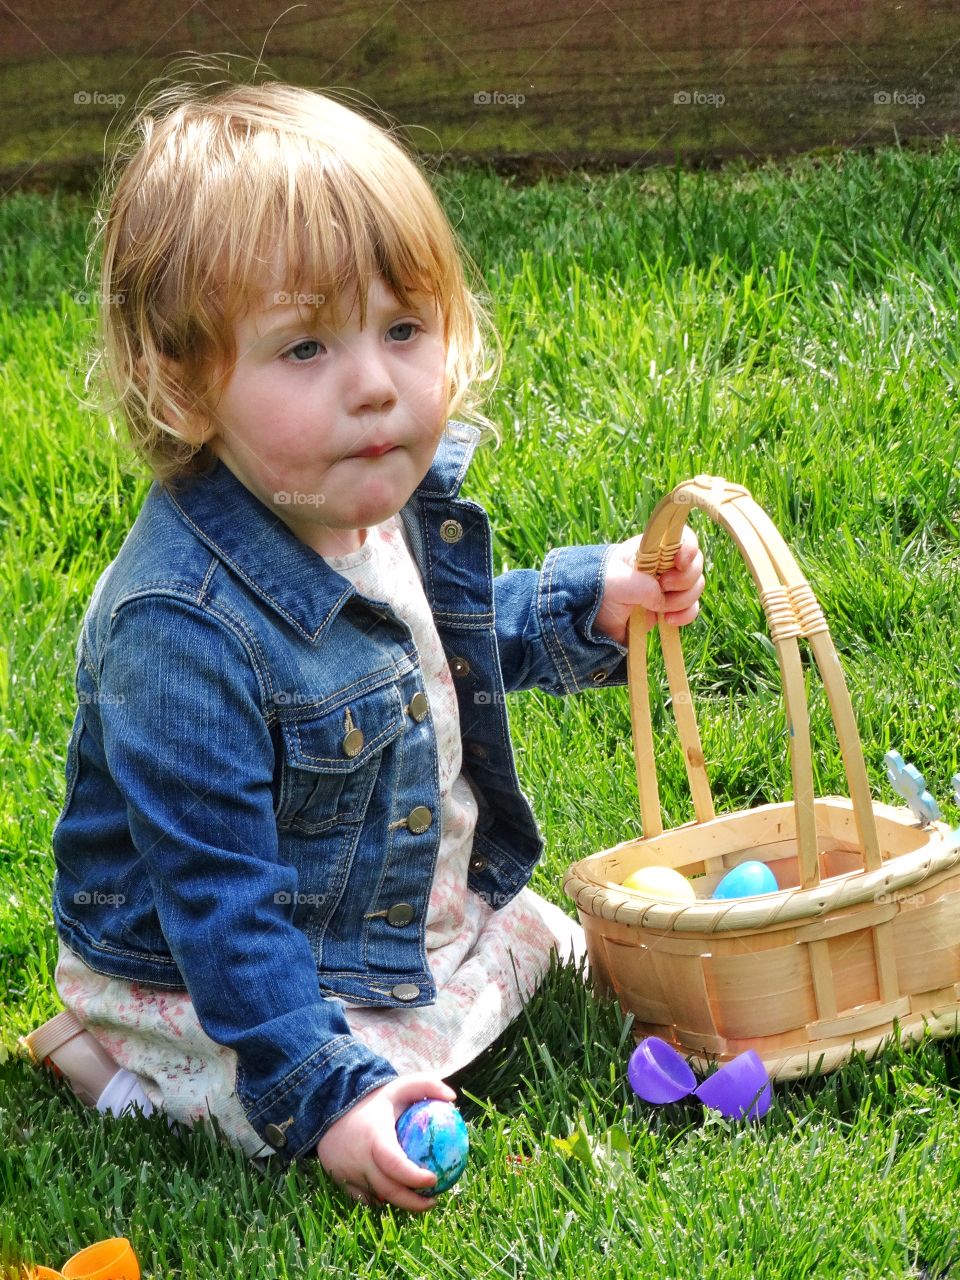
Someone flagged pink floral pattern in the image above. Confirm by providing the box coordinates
[53,514,584,1154]
[55,941,274,1157]
[323,516,583,1074]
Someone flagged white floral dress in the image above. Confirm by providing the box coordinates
[54,513,584,1159]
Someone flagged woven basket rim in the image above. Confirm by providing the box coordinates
[564,802,960,935]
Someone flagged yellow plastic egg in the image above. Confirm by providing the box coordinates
[621,865,696,903]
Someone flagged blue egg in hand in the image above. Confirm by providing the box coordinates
[396,1100,470,1193]
[712,860,779,900]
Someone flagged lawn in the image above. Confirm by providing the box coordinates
[2,139,960,1278]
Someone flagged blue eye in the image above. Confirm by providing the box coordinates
[389,322,419,342]
[284,340,322,362]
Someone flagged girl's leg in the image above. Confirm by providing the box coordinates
[513,888,589,970]
[54,938,273,1160]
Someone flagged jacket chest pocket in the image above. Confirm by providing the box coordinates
[276,683,406,835]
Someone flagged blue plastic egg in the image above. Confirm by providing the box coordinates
[396,1100,469,1193]
[712,860,779,900]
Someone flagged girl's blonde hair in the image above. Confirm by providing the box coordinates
[85,71,502,491]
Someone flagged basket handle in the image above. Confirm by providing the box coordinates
[628,475,882,889]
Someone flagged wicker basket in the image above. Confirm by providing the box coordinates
[564,475,960,1081]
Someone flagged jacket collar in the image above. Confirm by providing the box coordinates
[159,421,482,642]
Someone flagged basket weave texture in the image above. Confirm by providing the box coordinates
[563,475,960,1080]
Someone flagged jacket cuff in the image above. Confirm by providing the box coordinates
[538,543,629,695]
[238,1035,399,1165]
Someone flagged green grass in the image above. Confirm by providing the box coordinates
[3,140,960,1277]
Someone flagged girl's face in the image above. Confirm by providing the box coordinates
[203,271,449,558]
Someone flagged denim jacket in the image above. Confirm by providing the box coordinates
[51,420,629,1163]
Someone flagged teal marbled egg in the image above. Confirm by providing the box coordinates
[396,1100,469,1193]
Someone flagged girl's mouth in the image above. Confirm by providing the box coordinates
[353,443,396,458]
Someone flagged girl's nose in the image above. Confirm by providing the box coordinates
[344,344,397,413]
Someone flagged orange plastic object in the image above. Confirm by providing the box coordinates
[61,1238,139,1280]
[23,1238,140,1280]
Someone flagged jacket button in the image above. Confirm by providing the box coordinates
[440,519,464,544]
[469,854,488,873]
[591,669,609,683]
[342,727,365,756]
[407,805,433,833]
[450,657,471,678]
[387,902,415,927]
[408,691,429,722]
[391,983,420,1001]
[264,1123,289,1149]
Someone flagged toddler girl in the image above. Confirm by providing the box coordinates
[42,77,704,1211]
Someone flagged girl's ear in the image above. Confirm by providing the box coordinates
[160,391,217,447]
[142,356,219,446]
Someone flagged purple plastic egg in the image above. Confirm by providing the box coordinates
[627,1037,697,1104]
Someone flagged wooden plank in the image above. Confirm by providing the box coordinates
[807,996,911,1040]
[808,937,838,1020]
[893,890,960,994]
[830,927,881,1010]
[909,983,960,1012]
[707,943,817,1037]
[797,902,898,942]
[596,802,798,874]
[872,919,902,1004]
[1,1,959,188]
[672,1024,728,1055]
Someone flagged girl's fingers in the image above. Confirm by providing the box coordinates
[667,528,701,574]
[341,1170,435,1214]
[664,601,700,627]
[367,1164,439,1213]
[372,1131,440,1190]
[661,548,704,588]
[662,577,705,613]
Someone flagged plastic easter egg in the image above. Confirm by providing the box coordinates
[694,1050,773,1120]
[621,865,696,903]
[396,1100,469,1193]
[712,860,778,900]
[627,1037,697,1103]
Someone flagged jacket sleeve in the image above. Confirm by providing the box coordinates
[97,594,397,1165]
[493,543,630,696]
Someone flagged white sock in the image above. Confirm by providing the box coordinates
[95,1068,155,1118]
[95,1069,186,1135]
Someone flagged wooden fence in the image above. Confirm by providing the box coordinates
[0,1,958,189]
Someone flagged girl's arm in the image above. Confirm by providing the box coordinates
[492,527,703,696]
[591,526,703,644]
[97,594,398,1166]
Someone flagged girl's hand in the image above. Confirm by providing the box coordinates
[593,525,705,647]
[316,1072,457,1212]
